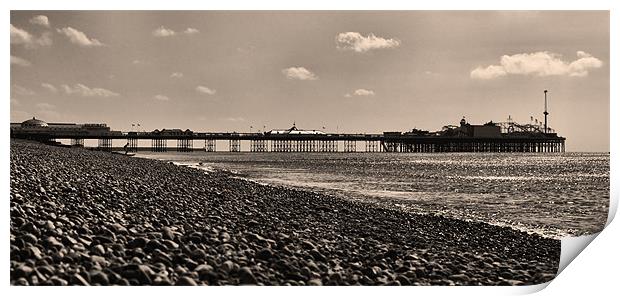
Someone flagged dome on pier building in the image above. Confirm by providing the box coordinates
[21,117,48,128]
[266,122,326,135]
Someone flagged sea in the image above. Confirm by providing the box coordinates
[137,152,609,239]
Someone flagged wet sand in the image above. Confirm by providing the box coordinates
[10,140,559,285]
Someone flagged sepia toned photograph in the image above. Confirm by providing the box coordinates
[9,10,609,286]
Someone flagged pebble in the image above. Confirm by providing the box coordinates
[92,244,106,256]
[256,248,273,261]
[9,140,561,286]
[162,227,175,240]
[220,260,235,274]
[22,233,38,244]
[396,275,411,285]
[70,273,90,285]
[90,271,109,285]
[238,267,258,285]
[14,265,33,278]
[176,276,198,286]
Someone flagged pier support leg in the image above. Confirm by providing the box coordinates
[71,138,84,147]
[344,140,356,152]
[151,139,167,152]
[205,139,216,152]
[177,138,192,152]
[127,138,138,152]
[229,139,240,152]
[365,140,379,152]
[251,140,267,152]
[98,138,112,151]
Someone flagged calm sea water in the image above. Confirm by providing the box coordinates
[138,152,609,239]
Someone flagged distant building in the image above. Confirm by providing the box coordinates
[10,117,118,136]
[152,128,193,135]
[440,118,501,138]
[266,123,325,135]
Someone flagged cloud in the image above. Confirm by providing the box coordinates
[153,26,200,37]
[10,24,32,44]
[170,72,184,78]
[354,89,375,96]
[41,83,58,93]
[336,32,401,53]
[470,51,604,79]
[225,117,245,122]
[29,15,50,27]
[11,55,32,67]
[344,88,376,97]
[184,28,199,34]
[196,86,216,95]
[470,65,507,80]
[57,27,103,47]
[12,85,36,96]
[10,24,52,48]
[61,83,119,97]
[282,67,318,80]
[153,26,176,37]
[154,94,170,101]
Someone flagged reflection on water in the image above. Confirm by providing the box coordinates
[139,152,609,239]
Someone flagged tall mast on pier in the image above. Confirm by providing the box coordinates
[543,90,549,133]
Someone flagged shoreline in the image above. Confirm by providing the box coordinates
[10,140,560,285]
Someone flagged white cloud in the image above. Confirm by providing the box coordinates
[345,88,376,97]
[10,24,33,45]
[10,24,52,48]
[29,15,50,27]
[153,26,176,37]
[41,83,58,93]
[57,27,103,47]
[335,32,401,53]
[184,28,199,34]
[470,65,507,80]
[61,83,119,97]
[11,55,31,67]
[225,117,246,122]
[282,67,318,80]
[471,51,603,79]
[153,26,199,37]
[154,94,170,101]
[12,85,36,96]
[170,72,184,78]
[354,89,375,96]
[196,86,216,95]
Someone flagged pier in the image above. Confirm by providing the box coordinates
[10,119,565,153]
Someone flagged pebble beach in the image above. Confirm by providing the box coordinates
[10,140,560,285]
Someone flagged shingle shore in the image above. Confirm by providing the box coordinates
[10,140,559,285]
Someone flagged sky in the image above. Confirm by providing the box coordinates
[10,11,609,152]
